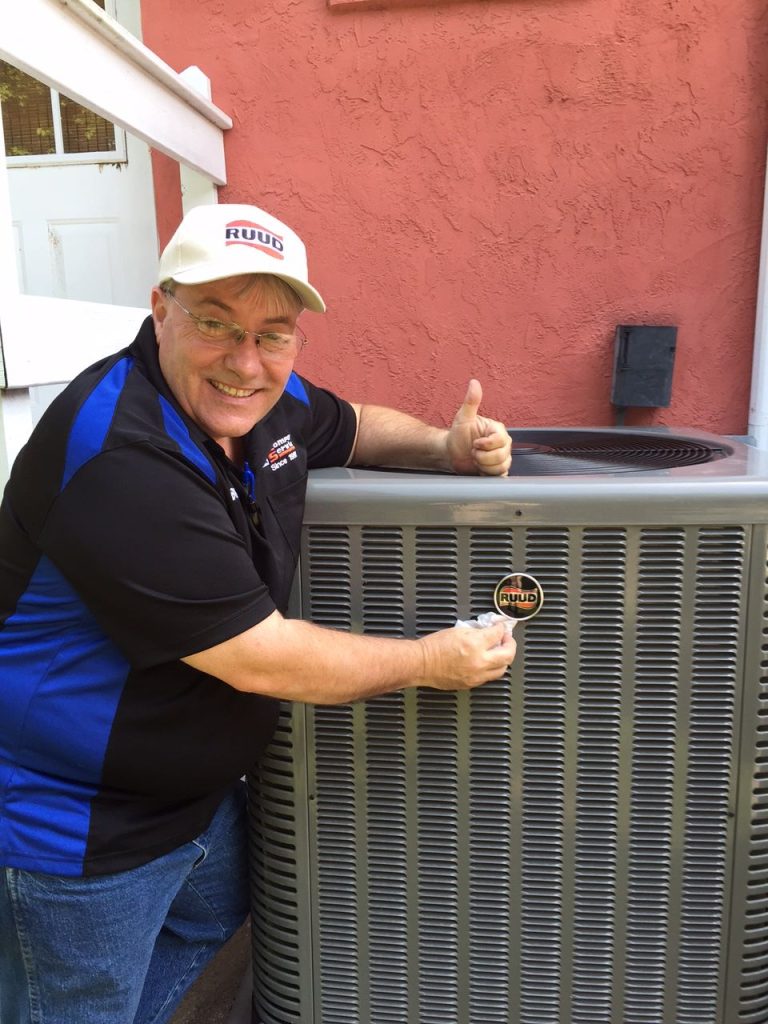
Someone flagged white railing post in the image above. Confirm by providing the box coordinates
[0,99,33,489]
[179,67,219,213]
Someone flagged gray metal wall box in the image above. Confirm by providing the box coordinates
[612,325,677,408]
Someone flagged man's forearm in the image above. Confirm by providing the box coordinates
[350,404,451,471]
[183,610,516,702]
[348,382,512,477]
[236,617,427,703]
[185,612,426,703]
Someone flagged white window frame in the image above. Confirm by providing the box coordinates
[4,99,127,167]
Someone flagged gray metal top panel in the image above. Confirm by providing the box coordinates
[305,428,768,527]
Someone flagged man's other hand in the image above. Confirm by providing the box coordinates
[417,621,517,690]
[446,379,512,476]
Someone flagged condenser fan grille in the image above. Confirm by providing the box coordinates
[509,430,731,475]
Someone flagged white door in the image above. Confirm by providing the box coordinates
[1,0,157,414]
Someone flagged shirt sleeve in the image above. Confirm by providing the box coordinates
[301,377,358,469]
[37,443,276,669]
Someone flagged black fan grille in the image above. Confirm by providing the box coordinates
[509,431,730,475]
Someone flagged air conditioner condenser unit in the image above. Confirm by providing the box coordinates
[247,428,768,1024]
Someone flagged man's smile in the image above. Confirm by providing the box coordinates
[209,379,259,399]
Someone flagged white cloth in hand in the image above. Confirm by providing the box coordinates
[454,612,516,647]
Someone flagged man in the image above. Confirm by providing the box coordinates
[0,203,516,1023]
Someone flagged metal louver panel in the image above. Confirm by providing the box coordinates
[574,527,626,1023]
[249,525,352,1024]
[248,719,306,1023]
[624,528,686,1024]
[679,527,743,1022]
[248,515,764,1024]
[730,526,768,1024]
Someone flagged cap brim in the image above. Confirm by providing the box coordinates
[166,265,326,313]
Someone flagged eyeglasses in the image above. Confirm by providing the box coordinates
[163,289,307,360]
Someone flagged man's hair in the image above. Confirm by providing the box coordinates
[160,274,304,318]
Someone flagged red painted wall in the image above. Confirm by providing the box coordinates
[143,0,768,434]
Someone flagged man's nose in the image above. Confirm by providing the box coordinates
[223,338,269,377]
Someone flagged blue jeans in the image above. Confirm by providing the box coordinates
[0,783,249,1024]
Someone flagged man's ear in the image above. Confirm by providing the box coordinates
[150,287,169,337]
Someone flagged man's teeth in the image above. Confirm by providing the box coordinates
[210,380,256,398]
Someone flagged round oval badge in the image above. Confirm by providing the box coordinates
[493,572,544,622]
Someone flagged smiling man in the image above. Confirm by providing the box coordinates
[0,203,515,1024]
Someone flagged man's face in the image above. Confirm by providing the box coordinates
[151,276,299,458]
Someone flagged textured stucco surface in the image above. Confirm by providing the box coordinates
[144,0,768,434]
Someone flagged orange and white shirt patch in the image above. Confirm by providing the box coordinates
[262,433,298,472]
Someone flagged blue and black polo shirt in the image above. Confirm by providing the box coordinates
[0,316,356,877]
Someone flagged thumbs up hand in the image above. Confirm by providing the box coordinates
[446,379,512,476]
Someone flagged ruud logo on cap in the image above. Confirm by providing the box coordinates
[225,220,284,260]
[493,572,544,621]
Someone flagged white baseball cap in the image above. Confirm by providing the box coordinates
[157,203,326,313]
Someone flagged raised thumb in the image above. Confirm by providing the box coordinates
[454,378,483,423]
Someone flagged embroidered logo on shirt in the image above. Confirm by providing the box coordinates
[262,433,298,472]
[229,487,239,501]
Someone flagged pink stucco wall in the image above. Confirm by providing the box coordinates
[144,0,768,434]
